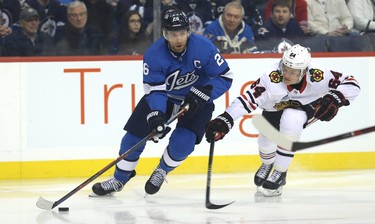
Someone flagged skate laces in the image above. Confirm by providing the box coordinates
[257,164,272,178]
[268,170,283,183]
[150,167,167,187]
[101,178,124,191]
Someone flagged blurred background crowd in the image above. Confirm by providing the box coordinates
[0,0,374,57]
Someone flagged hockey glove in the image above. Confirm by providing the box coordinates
[302,98,321,120]
[182,85,212,117]
[314,90,349,121]
[147,110,171,143]
[205,112,234,143]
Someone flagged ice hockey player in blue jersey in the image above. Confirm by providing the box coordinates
[91,9,233,196]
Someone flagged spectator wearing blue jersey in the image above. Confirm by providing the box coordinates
[204,1,257,54]
[212,0,264,32]
[92,9,233,196]
[255,0,305,52]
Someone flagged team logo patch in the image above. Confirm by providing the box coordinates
[269,71,282,83]
[273,100,302,111]
[309,68,324,82]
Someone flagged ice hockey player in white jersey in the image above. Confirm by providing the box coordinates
[205,44,360,197]
[91,9,233,196]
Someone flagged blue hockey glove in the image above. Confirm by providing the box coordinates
[205,112,234,143]
[182,85,212,117]
[314,90,349,121]
[147,110,171,143]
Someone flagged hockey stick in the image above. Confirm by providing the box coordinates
[36,106,189,210]
[205,139,235,209]
[252,114,375,152]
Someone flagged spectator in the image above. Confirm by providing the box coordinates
[212,0,264,31]
[203,1,257,54]
[177,0,215,35]
[81,0,117,54]
[347,0,375,33]
[307,0,354,37]
[255,0,305,52]
[24,0,67,37]
[3,7,53,56]
[0,0,21,37]
[53,1,94,55]
[264,0,310,35]
[264,0,307,23]
[125,0,153,27]
[112,10,151,55]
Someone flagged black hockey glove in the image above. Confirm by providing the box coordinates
[205,112,234,143]
[314,90,349,121]
[147,110,171,143]
[182,85,212,117]
[301,98,321,120]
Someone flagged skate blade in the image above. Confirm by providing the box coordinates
[263,187,283,197]
[88,192,115,197]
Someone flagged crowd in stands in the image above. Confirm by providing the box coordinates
[0,0,375,57]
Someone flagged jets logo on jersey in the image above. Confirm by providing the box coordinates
[166,70,199,90]
[309,68,324,82]
[269,71,282,83]
[40,16,57,37]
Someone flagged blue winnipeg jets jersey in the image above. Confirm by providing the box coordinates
[143,33,233,112]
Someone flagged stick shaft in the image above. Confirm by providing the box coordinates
[293,126,375,151]
[205,140,214,204]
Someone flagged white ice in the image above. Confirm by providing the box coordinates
[1,170,375,224]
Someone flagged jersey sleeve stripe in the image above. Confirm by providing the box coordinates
[238,97,252,113]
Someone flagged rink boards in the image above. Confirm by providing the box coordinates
[0,53,374,179]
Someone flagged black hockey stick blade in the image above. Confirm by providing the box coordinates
[36,106,189,210]
[252,114,375,152]
[205,140,235,209]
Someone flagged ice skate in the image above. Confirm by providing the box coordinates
[145,165,167,195]
[262,169,287,197]
[91,170,136,196]
[254,163,273,187]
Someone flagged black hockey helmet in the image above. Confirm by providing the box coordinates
[162,9,189,32]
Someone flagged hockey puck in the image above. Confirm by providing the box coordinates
[58,207,69,212]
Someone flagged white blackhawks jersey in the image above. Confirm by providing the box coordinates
[226,60,361,120]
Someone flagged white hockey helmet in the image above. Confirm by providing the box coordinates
[282,44,311,70]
